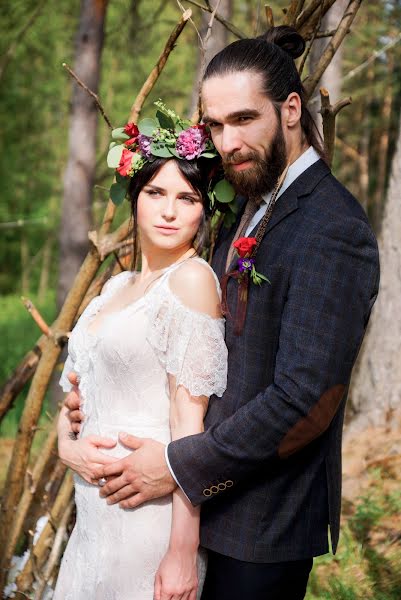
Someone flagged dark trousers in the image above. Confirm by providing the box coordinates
[201,550,313,600]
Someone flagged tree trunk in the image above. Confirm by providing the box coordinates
[189,0,233,115]
[309,0,347,133]
[57,0,108,308]
[348,113,401,430]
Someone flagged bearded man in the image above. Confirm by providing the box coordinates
[66,26,379,599]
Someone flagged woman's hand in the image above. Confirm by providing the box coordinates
[154,547,198,600]
[65,373,84,434]
[58,435,118,484]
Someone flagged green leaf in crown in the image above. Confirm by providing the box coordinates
[106,100,237,224]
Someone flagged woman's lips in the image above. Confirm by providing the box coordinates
[154,225,179,235]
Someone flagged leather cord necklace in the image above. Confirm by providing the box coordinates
[221,164,290,335]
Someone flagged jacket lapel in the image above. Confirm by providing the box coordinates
[217,159,331,274]
[252,159,331,237]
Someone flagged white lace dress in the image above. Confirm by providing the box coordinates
[53,258,227,600]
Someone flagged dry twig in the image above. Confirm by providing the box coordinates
[33,500,74,599]
[183,0,245,39]
[320,87,352,166]
[265,5,274,28]
[302,0,363,99]
[62,62,113,130]
[21,297,52,337]
[284,0,306,26]
[130,10,192,124]
[191,0,222,123]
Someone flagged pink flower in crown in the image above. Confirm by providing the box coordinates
[176,126,208,160]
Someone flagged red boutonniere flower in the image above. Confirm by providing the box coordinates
[233,237,269,286]
[233,237,257,258]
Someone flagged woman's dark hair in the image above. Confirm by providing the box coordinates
[127,157,217,270]
[203,25,325,158]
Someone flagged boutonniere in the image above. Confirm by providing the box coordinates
[233,237,270,286]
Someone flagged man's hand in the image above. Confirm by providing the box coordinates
[93,433,177,509]
[65,371,84,434]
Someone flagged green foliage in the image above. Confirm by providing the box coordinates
[0,291,56,437]
[306,469,401,600]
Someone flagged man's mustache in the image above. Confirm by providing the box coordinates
[223,151,258,166]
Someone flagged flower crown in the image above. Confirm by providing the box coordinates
[106,100,237,225]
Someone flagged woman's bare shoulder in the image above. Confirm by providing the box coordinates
[169,259,221,318]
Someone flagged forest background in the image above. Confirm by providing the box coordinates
[0,0,401,598]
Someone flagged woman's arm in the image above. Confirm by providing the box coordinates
[154,379,208,600]
[154,261,223,600]
[58,394,117,484]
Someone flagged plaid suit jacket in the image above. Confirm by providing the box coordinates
[168,159,380,562]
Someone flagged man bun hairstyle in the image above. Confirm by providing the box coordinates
[204,25,325,159]
[261,25,305,59]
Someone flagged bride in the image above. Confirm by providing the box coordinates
[54,110,228,600]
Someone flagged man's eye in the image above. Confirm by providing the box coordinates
[208,122,220,129]
[238,116,251,123]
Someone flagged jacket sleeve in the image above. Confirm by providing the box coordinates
[167,217,380,505]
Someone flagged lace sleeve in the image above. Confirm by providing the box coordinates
[147,261,227,398]
[59,354,75,393]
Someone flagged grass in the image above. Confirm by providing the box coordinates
[306,468,401,600]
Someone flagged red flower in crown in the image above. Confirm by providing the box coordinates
[117,149,134,177]
[124,122,139,138]
[233,237,257,258]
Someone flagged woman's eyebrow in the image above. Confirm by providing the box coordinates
[145,184,199,197]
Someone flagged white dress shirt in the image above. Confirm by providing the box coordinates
[165,145,321,492]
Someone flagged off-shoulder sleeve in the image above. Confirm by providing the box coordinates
[59,354,75,393]
[147,286,227,398]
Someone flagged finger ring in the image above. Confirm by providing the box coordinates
[98,477,107,487]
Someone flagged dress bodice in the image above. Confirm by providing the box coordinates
[60,257,227,442]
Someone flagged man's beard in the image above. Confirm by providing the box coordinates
[222,124,287,198]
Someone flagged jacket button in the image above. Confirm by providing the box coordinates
[210,485,219,494]
[218,483,226,491]
[225,480,233,488]
[203,488,212,497]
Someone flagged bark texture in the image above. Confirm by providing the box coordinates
[349,113,401,429]
[57,0,108,308]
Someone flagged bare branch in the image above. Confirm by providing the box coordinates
[296,0,336,30]
[21,297,52,337]
[62,62,113,129]
[284,0,306,26]
[265,5,275,28]
[33,500,74,600]
[303,0,363,100]
[191,0,222,123]
[183,0,246,39]
[342,31,401,83]
[130,10,192,124]
[298,1,324,77]
[320,87,352,166]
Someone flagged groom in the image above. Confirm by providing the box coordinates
[67,28,379,599]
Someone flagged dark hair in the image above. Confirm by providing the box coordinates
[127,157,216,269]
[203,25,325,158]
